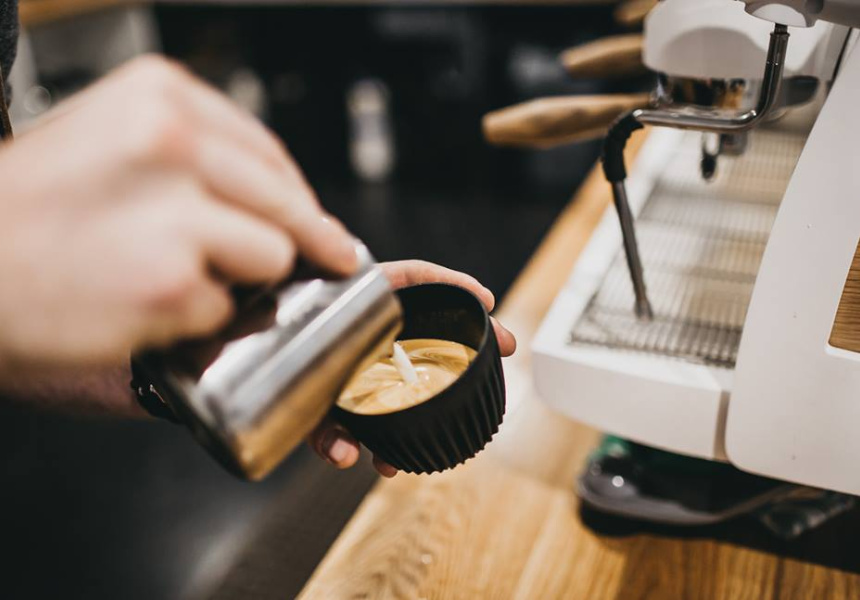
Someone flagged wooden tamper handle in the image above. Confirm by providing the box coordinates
[482,93,651,149]
[614,0,658,28]
[559,34,645,79]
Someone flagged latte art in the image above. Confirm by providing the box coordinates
[337,339,477,415]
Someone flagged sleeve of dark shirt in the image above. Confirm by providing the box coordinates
[0,0,18,96]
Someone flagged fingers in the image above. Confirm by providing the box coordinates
[165,59,359,276]
[194,136,358,276]
[195,200,296,284]
[179,277,235,337]
[138,194,293,348]
[76,55,359,277]
[308,418,361,469]
[373,457,398,478]
[171,64,292,169]
[381,260,517,357]
[381,260,495,310]
[491,317,517,357]
[309,418,400,477]
[146,271,235,346]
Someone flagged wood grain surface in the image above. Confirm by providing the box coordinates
[613,0,656,28]
[830,239,860,352]
[19,0,137,27]
[16,0,615,28]
[559,34,645,79]
[299,130,860,600]
[482,93,650,149]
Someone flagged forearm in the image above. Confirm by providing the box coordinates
[0,364,150,418]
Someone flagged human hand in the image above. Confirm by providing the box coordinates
[0,55,358,377]
[308,260,516,477]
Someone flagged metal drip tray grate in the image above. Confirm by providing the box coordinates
[569,129,806,368]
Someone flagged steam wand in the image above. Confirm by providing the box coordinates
[601,23,790,320]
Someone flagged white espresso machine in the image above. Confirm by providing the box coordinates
[527,0,860,498]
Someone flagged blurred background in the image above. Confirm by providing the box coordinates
[0,2,640,598]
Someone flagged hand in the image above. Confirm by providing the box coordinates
[308,260,517,478]
[0,55,358,377]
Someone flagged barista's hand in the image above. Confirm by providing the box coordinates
[0,55,357,376]
[308,260,516,477]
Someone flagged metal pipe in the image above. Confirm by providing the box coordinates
[606,23,789,321]
[612,181,653,320]
[634,24,789,132]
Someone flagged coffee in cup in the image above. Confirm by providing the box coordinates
[337,339,478,415]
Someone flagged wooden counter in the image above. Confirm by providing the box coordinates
[298,131,860,600]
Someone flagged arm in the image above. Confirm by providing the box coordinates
[0,365,145,418]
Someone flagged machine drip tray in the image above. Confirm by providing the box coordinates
[569,129,806,369]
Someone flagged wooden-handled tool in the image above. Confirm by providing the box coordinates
[559,34,645,79]
[614,0,658,28]
[483,93,651,149]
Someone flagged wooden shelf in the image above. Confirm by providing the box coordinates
[19,0,142,27]
[151,0,614,5]
[19,0,612,28]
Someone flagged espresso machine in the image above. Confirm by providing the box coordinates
[491,0,860,502]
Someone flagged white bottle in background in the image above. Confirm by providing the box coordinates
[347,78,395,183]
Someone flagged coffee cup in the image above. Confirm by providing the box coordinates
[332,283,506,474]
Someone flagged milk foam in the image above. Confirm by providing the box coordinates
[337,339,477,415]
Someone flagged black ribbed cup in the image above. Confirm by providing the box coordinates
[332,283,506,474]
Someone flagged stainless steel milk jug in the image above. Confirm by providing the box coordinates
[132,244,402,480]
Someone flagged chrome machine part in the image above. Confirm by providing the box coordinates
[604,23,790,320]
[612,181,654,320]
[653,73,817,179]
[701,132,751,179]
[634,24,791,132]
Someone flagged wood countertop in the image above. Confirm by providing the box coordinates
[298,130,860,600]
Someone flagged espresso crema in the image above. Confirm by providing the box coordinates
[337,339,477,415]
